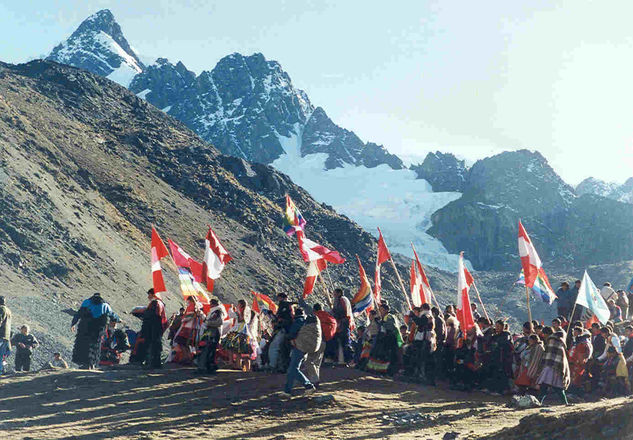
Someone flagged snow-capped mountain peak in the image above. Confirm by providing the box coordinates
[47,9,144,87]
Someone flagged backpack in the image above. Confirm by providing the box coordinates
[294,315,322,354]
[315,311,337,342]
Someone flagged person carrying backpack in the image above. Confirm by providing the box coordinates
[305,303,334,388]
[281,308,318,397]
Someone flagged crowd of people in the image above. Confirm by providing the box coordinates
[1,278,633,406]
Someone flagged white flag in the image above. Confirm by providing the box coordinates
[576,270,610,325]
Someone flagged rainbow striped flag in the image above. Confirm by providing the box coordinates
[516,268,557,305]
[352,256,373,314]
[282,194,306,236]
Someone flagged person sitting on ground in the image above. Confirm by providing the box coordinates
[281,308,317,397]
[537,329,571,405]
[601,346,629,397]
[11,325,38,372]
[45,352,69,370]
[99,319,130,366]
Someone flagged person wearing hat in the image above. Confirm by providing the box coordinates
[555,282,572,320]
[11,325,38,372]
[71,293,118,369]
[0,296,11,375]
[138,288,168,369]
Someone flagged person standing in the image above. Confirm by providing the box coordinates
[139,288,168,369]
[537,329,571,405]
[616,290,629,322]
[556,282,572,320]
[11,325,38,372]
[332,288,354,365]
[197,299,226,374]
[0,296,11,375]
[71,293,118,369]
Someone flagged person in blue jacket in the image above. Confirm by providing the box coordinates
[71,292,118,369]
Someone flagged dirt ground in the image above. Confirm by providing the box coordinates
[0,365,630,440]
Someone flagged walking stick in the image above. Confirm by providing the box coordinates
[471,281,490,322]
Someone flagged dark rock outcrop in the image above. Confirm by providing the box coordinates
[411,152,467,192]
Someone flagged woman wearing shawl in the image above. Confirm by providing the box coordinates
[568,326,593,391]
[197,299,227,374]
[222,299,258,370]
[367,303,403,376]
[537,329,571,405]
[71,292,119,369]
[453,325,483,391]
[514,334,545,392]
[168,296,205,364]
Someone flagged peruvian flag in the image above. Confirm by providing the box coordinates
[168,238,204,283]
[151,227,170,294]
[412,246,432,306]
[410,261,424,307]
[202,226,232,292]
[296,230,345,264]
[303,259,327,298]
[518,221,545,288]
[373,228,391,305]
[456,251,475,334]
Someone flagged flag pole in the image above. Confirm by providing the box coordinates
[318,272,333,308]
[471,281,490,322]
[388,256,412,311]
[525,284,532,323]
[567,302,579,330]
[324,267,336,293]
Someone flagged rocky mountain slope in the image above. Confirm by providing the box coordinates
[0,60,456,366]
[576,176,633,204]
[428,150,633,271]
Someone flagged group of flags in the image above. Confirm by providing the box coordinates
[150,192,622,331]
[150,225,232,308]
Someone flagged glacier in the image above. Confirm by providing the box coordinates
[272,125,464,272]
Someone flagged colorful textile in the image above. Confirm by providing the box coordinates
[538,334,571,389]
[282,194,306,236]
[518,221,553,291]
[352,256,373,314]
[251,291,278,314]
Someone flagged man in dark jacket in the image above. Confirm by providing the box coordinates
[556,282,572,319]
[0,296,11,375]
[332,288,353,365]
[282,308,316,397]
[487,320,514,395]
[71,292,118,369]
[11,325,38,372]
[139,289,168,369]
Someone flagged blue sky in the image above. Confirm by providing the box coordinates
[2,0,633,185]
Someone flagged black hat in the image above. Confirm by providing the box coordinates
[295,307,305,317]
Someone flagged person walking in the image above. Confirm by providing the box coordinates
[305,303,335,388]
[71,293,118,369]
[537,329,571,405]
[11,325,38,372]
[281,308,317,397]
[0,296,11,375]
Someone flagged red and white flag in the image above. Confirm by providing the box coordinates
[151,226,170,294]
[303,259,327,298]
[518,221,545,288]
[412,245,432,306]
[202,226,232,292]
[410,261,424,307]
[456,251,475,334]
[296,230,345,264]
[168,238,204,283]
[373,228,391,305]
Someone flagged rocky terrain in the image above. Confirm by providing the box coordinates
[576,176,633,205]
